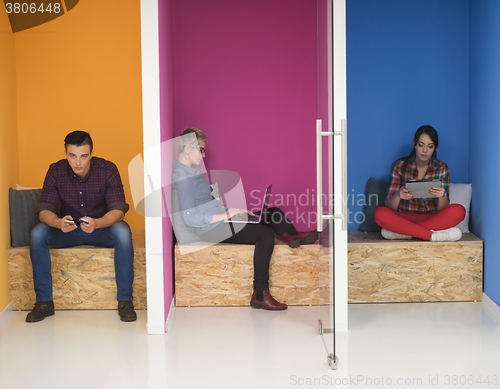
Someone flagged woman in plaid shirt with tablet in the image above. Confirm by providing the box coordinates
[373,125,465,241]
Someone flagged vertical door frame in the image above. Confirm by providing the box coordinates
[140,0,166,335]
[332,0,348,332]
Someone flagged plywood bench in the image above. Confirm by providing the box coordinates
[8,231,146,310]
[175,231,483,306]
[175,239,319,306]
[348,231,483,303]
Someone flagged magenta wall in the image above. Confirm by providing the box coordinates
[159,0,174,319]
[171,0,318,231]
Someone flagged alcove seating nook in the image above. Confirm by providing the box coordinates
[7,188,147,310]
[349,178,483,303]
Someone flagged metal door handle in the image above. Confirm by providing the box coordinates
[316,119,347,232]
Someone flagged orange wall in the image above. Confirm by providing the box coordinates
[15,0,144,233]
[0,10,19,311]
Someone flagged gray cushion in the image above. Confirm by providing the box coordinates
[9,188,42,247]
[360,177,389,232]
[171,189,201,245]
[449,183,472,233]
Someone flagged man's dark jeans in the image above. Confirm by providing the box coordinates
[29,221,134,302]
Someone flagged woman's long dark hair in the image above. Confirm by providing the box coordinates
[400,125,439,173]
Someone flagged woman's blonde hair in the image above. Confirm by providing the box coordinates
[178,127,208,153]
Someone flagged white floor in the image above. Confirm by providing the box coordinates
[0,302,499,389]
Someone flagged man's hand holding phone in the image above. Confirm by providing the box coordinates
[80,216,96,234]
[60,216,77,232]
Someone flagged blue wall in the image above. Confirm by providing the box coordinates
[346,0,470,229]
[469,0,500,307]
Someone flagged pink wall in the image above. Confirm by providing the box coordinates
[171,0,318,231]
[317,0,329,130]
[159,0,175,320]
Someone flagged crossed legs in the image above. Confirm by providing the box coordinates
[373,204,466,240]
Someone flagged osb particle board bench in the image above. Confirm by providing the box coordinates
[175,239,319,307]
[8,231,146,310]
[175,232,483,307]
[348,231,483,303]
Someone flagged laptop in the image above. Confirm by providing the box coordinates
[224,184,272,223]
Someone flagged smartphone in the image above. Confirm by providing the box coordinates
[64,220,75,225]
[79,218,90,224]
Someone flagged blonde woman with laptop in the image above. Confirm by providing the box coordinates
[172,127,317,310]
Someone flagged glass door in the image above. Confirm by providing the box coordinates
[317,0,346,370]
[316,0,336,369]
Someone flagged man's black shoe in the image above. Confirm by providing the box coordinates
[118,301,137,322]
[26,301,55,323]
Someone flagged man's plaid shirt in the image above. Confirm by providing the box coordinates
[387,158,450,213]
[37,157,129,224]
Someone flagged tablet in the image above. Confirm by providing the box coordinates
[405,180,442,198]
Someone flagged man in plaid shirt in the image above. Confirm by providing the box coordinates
[26,131,136,323]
